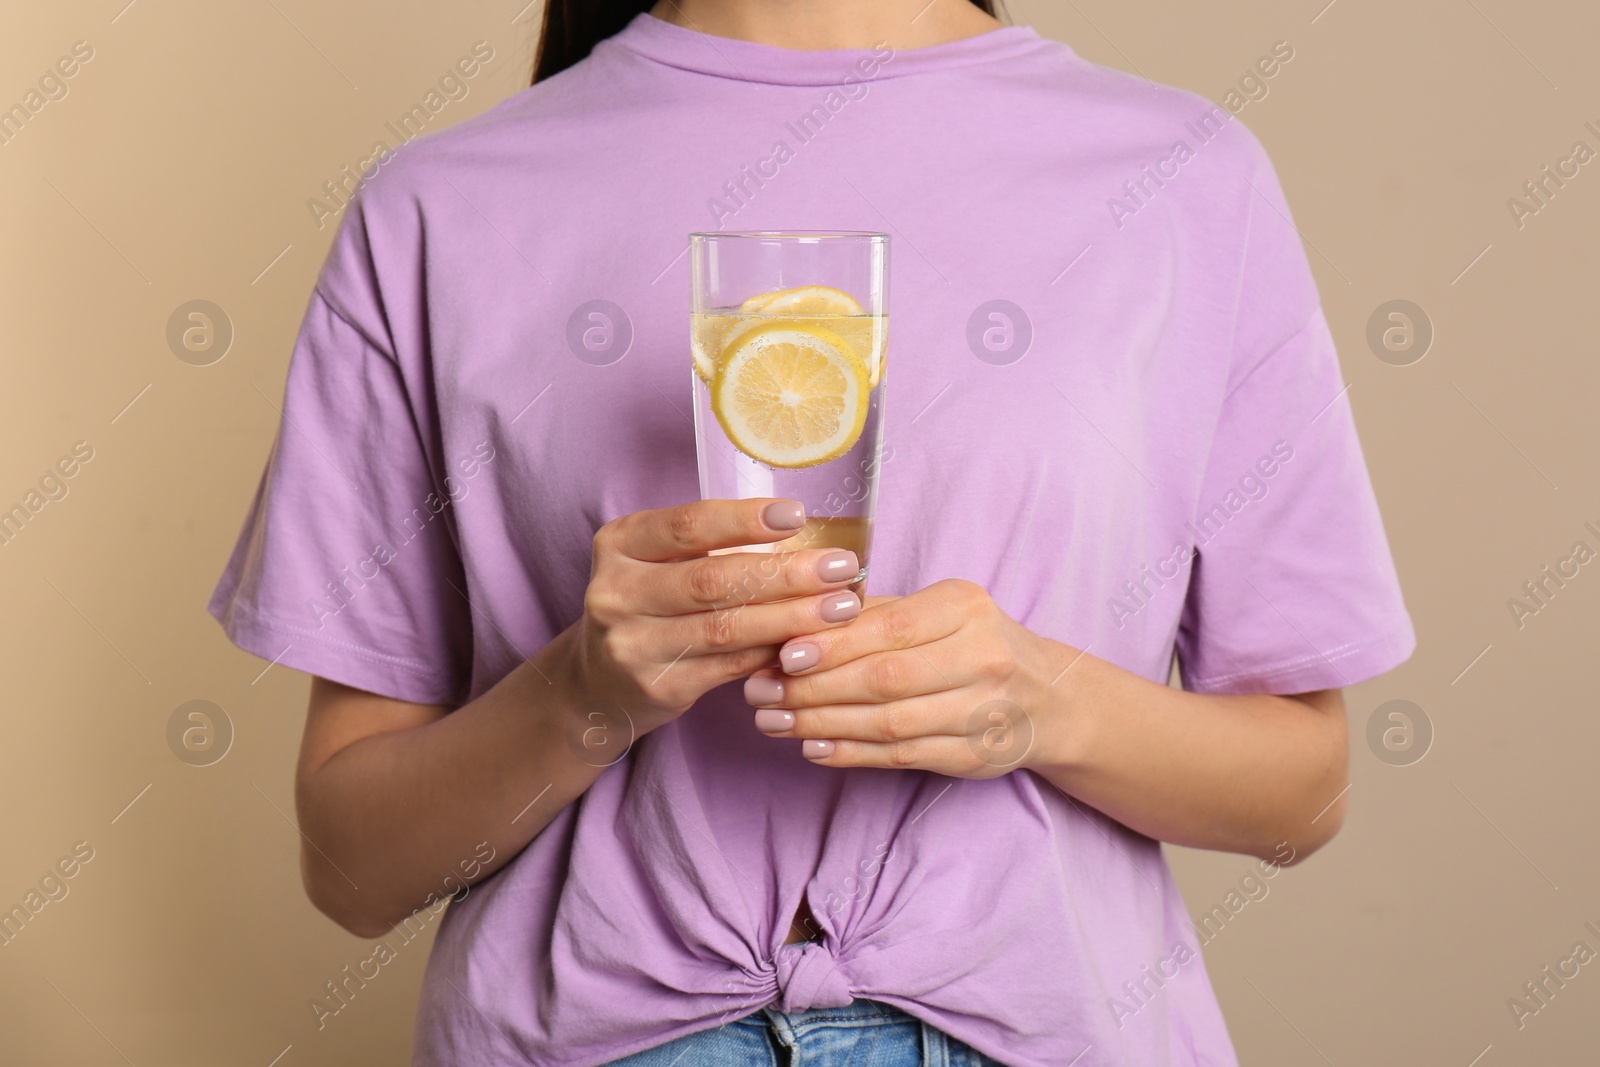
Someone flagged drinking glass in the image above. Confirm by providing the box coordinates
[689,231,889,594]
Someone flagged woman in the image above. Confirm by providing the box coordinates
[210,0,1415,1064]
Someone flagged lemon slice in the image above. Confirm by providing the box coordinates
[691,313,760,383]
[738,286,883,387]
[712,321,870,468]
[740,285,864,317]
[831,316,887,389]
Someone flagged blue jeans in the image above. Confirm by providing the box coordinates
[602,999,1007,1066]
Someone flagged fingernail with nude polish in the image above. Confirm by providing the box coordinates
[781,642,821,674]
[744,676,785,707]
[762,500,806,530]
[815,550,859,583]
[754,709,795,734]
[803,740,835,759]
[819,592,860,624]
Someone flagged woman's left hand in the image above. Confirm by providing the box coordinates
[742,578,1071,776]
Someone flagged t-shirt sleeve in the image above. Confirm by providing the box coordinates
[1173,132,1416,696]
[208,201,473,706]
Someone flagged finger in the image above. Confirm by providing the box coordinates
[746,640,969,710]
[774,579,982,676]
[636,546,860,615]
[750,693,974,745]
[647,644,781,704]
[796,734,982,776]
[600,498,807,563]
[662,588,863,659]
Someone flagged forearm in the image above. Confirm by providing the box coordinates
[1027,642,1348,861]
[292,499,868,937]
[297,627,602,935]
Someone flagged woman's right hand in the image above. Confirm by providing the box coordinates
[295,497,858,935]
[567,498,863,726]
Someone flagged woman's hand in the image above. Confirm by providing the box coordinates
[741,576,1352,864]
[568,497,865,730]
[740,578,1066,777]
[296,497,860,937]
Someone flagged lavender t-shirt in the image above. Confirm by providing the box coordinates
[210,14,1415,1066]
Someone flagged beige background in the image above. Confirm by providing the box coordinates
[2,0,1596,1063]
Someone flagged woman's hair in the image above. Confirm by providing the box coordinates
[532,1,1001,84]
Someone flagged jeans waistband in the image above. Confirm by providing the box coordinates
[763,998,907,1028]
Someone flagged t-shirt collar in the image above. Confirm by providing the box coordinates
[603,11,1053,85]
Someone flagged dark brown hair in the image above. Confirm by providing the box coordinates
[532,1,1001,84]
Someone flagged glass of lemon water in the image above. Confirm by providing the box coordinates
[689,231,889,594]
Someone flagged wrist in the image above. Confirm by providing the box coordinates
[525,624,599,729]
[536,617,679,745]
[1019,637,1097,778]
[520,624,639,768]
